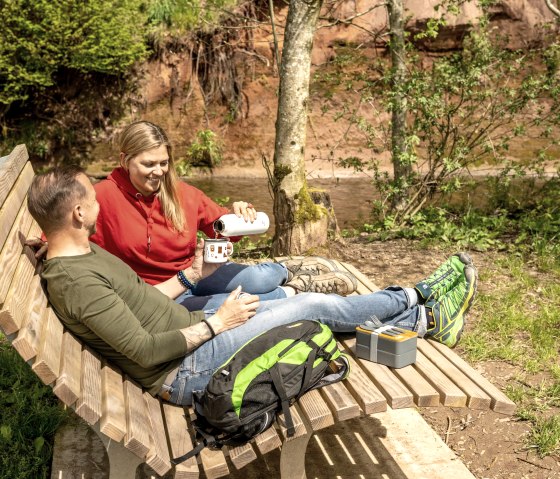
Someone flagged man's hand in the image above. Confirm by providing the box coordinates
[25,237,48,260]
[232,201,257,223]
[208,286,260,334]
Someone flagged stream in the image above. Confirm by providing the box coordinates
[188,176,377,234]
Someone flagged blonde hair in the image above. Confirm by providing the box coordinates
[119,121,186,232]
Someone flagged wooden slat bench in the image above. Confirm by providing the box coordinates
[0,145,515,479]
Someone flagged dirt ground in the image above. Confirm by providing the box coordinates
[319,237,560,479]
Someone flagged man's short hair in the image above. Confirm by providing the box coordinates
[27,165,87,235]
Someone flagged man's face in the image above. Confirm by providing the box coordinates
[77,174,100,236]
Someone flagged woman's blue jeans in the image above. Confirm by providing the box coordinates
[169,287,421,405]
[175,262,288,309]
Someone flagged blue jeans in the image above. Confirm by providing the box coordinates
[169,287,421,405]
[175,262,288,310]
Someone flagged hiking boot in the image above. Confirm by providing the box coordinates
[280,257,339,281]
[286,271,357,295]
[425,264,478,348]
[415,252,473,303]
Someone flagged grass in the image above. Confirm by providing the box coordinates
[0,335,68,478]
[461,254,560,457]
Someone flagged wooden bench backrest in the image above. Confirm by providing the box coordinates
[0,146,186,476]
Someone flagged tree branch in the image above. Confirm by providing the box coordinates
[545,0,560,18]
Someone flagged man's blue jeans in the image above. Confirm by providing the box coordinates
[175,262,289,308]
[169,287,421,405]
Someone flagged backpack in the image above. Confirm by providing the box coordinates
[172,320,350,463]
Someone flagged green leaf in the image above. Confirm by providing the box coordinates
[33,436,45,453]
[0,425,12,441]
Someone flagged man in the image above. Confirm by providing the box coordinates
[27,166,477,406]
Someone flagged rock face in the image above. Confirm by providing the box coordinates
[105,0,558,177]
[310,0,558,63]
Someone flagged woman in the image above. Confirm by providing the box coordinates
[89,121,355,308]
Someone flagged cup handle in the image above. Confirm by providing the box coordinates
[226,241,234,256]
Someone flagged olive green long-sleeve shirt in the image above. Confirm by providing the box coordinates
[42,243,204,394]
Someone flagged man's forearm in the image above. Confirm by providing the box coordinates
[180,317,217,351]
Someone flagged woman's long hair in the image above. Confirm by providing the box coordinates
[119,121,186,232]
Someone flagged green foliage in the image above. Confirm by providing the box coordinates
[146,0,236,30]
[146,0,238,48]
[0,0,148,109]
[316,4,560,226]
[183,129,224,170]
[358,171,560,268]
[0,337,68,478]
[231,235,272,259]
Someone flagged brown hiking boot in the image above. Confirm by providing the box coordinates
[285,271,357,295]
[280,257,338,281]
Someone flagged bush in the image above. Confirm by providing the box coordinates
[0,0,147,109]
[185,129,224,169]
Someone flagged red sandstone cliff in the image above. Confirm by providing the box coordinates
[91,0,558,177]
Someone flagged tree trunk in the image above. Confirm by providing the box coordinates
[271,0,336,256]
[387,0,411,210]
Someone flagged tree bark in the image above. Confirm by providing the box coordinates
[271,0,337,256]
[387,0,411,210]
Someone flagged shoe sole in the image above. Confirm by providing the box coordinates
[462,265,478,315]
[340,271,358,295]
[456,252,474,266]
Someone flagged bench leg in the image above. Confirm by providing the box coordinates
[279,429,312,479]
[93,424,144,479]
[51,415,143,479]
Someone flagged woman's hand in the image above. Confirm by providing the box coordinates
[232,201,257,223]
[189,238,233,282]
[25,237,48,260]
[208,286,260,334]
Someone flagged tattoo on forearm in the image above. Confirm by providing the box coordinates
[181,321,213,352]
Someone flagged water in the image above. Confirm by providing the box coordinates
[188,177,377,234]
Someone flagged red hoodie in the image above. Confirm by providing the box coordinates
[90,167,232,285]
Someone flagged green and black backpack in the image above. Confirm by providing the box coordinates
[173,320,350,462]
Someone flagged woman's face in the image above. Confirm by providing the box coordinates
[125,145,170,196]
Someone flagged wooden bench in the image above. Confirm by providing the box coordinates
[0,145,515,479]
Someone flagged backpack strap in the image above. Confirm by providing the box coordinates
[171,426,217,465]
[270,365,295,437]
[296,348,317,401]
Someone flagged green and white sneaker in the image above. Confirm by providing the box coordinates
[415,252,473,303]
[425,264,478,348]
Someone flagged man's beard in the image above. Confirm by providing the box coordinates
[86,222,97,236]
